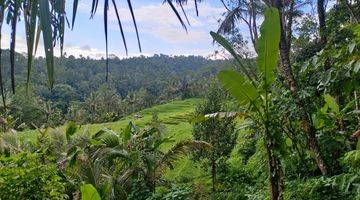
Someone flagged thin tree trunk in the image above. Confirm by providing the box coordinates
[265,133,284,200]
[211,156,216,192]
[317,0,327,43]
[274,0,328,175]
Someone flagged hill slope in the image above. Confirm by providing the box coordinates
[20,98,201,145]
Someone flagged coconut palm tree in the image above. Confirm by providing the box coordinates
[67,120,209,199]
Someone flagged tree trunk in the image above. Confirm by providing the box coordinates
[211,156,216,192]
[264,124,284,200]
[274,0,328,175]
[317,0,327,43]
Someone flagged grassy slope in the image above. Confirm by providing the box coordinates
[20,98,200,144]
[19,98,210,187]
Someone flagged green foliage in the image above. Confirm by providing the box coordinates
[257,7,280,89]
[80,184,101,200]
[0,153,68,200]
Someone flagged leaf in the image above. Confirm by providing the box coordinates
[39,0,55,89]
[127,0,142,52]
[166,0,187,32]
[210,31,256,83]
[218,70,259,106]
[104,0,109,81]
[122,122,133,142]
[65,121,78,141]
[353,60,360,73]
[0,1,6,107]
[58,0,66,56]
[72,0,79,29]
[25,0,39,93]
[10,0,19,94]
[348,42,356,53]
[324,94,339,114]
[356,139,360,151]
[256,7,280,89]
[194,0,199,16]
[80,184,101,200]
[112,0,128,55]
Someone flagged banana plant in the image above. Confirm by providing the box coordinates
[211,7,283,200]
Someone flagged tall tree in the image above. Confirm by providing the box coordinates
[270,0,328,175]
[193,82,237,192]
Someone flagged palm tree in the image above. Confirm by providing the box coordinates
[0,0,199,99]
[67,120,209,199]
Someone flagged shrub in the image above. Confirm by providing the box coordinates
[0,153,68,200]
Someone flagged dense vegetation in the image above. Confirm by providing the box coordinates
[0,53,225,128]
[0,0,359,200]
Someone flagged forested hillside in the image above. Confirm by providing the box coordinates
[0,52,227,128]
[0,0,359,200]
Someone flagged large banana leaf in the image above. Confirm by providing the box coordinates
[256,7,280,90]
[210,31,256,83]
[80,184,101,200]
[218,70,258,106]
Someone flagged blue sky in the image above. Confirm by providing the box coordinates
[2,0,227,59]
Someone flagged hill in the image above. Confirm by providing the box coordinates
[19,98,201,146]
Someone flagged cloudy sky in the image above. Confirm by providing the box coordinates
[2,0,228,59]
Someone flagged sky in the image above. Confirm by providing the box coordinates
[1,0,229,59]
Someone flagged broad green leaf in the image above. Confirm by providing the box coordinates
[218,70,259,106]
[324,94,339,114]
[257,7,280,89]
[39,0,54,89]
[80,184,101,200]
[210,31,255,81]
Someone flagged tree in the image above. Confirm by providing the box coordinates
[213,7,285,199]
[192,82,237,191]
[67,118,209,199]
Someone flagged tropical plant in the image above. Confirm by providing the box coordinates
[67,118,209,199]
[212,6,284,199]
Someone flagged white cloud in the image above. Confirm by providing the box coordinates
[79,2,224,44]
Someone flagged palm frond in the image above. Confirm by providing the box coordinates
[160,140,210,169]
[0,0,6,107]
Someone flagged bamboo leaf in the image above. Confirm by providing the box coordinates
[39,0,54,89]
[218,70,259,106]
[257,7,280,89]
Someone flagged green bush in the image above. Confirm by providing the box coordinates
[0,153,68,200]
